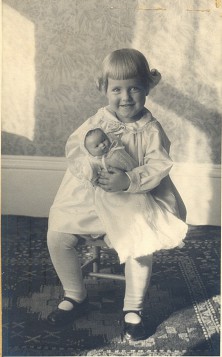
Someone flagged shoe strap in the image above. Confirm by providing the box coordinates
[63,297,79,306]
[123,310,143,317]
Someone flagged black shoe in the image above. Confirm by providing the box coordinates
[123,311,147,341]
[47,296,89,326]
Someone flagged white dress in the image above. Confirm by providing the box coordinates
[48,107,188,263]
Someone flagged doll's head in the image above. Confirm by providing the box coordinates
[84,128,111,156]
[96,48,160,94]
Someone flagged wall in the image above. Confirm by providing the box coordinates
[133,0,221,165]
[2,0,221,163]
[2,0,137,156]
[2,0,221,224]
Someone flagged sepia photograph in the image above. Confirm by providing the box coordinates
[1,0,221,356]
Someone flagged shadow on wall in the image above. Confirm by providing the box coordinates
[151,82,221,163]
[131,3,221,164]
[2,0,138,156]
[2,132,37,155]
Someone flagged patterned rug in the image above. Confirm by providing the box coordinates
[1,215,220,356]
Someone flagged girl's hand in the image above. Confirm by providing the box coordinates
[97,167,130,192]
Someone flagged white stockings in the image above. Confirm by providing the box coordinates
[47,231,153,312]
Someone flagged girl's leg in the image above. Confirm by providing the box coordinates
[47,230,87,307]
[122,255,153,340]
[123,255,153,323]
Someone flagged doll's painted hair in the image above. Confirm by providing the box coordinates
[84,128,108,148]
[96,48,161,93]
[85,128,103,140]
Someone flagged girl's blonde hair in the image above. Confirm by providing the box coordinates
[96,48,161,93]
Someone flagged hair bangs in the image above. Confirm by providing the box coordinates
[106,55,139,81]
[97,48,155,92]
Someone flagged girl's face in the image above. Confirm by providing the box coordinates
[106,77,147,123]
[85,130,111,156]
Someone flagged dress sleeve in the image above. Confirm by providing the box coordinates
[126,127,173,193]
[65,124,94,182]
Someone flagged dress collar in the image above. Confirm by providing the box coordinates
[100,106,154,133]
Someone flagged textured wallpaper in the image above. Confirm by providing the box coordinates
[2,0,221,163]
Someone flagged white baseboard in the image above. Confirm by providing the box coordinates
[2,156,67,218]
[2,155,221,226]
[170,163,221,226]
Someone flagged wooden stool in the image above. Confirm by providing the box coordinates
[79,236,125,281]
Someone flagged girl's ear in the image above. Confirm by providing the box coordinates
[96,77,107,94]
[95,78,101,91]
[149,69,161,90]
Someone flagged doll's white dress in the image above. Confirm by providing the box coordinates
[80,132,139,183]
[48,107,188,263]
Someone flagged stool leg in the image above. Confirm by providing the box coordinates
[92,246,100,273]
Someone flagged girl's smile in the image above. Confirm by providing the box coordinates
[106,78,147,123]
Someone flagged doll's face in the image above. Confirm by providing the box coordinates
[85,129,111,156]
[106,77,147,123]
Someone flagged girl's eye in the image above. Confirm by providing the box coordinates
[130,87,140,92]
[112,88,120,93]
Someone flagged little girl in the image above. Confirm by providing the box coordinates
[80,127,187,263]
[47,48,187,341]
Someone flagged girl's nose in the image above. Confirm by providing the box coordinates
[122,90,131,101]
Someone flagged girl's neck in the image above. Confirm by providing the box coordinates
[107,106,145,123]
